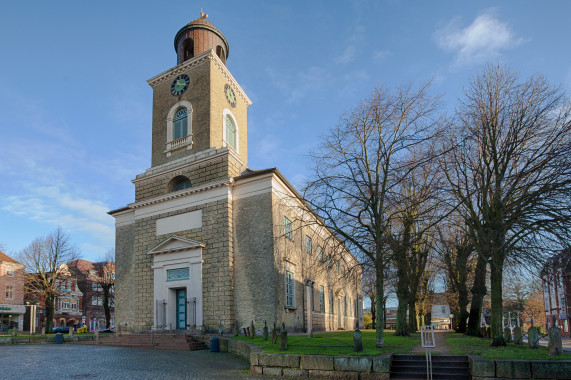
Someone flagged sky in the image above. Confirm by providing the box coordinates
[1,0,570,262]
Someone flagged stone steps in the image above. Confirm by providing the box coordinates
[390,354,470,380]
[76,333,206,351]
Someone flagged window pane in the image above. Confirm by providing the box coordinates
[225,115,236,149]
[286,271,294,307]
[173,108,188,140]
[284,217,292,239]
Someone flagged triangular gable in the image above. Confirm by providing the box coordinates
[147,235,205,255]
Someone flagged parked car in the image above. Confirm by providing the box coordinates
[52,326,70,333]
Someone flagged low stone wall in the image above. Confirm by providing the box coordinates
[0,335,96,345]
[470,355,571,380]
[198,336,392,379]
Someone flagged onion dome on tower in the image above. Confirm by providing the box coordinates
[174,12,230,65]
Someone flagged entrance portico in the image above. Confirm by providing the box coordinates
[148,236,203,330]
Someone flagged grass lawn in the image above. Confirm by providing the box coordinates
[446,332,571,360]
[232,329,419,356]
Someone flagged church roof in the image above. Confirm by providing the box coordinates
[0,251,20,264]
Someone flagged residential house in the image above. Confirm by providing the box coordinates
[0,251,25,332]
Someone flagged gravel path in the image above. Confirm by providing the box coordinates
[408,330,450,354]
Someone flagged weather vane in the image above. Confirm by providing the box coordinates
[200,9,208,20]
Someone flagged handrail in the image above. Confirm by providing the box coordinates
[421,325,435,380]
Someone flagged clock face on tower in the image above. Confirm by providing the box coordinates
[171,74,190,96]
[224,83,236,108]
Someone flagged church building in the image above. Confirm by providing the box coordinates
[110,15,363,333]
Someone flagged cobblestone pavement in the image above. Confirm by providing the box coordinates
[0,344,267,380]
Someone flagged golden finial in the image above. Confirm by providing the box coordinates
[200,9,208,20]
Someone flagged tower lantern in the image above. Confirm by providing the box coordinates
[174,14,229,65]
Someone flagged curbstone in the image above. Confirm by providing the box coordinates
[250,365,263,376]
[258,353,301,368]
[263,367,283,376]
[531,360,571,379]
[282,368,308,377]
[496,359,531,379]
[308,369,359,379]
[334,356,372,372]
[469,355,495,377]
[300,355,334,371]
[360,373,390,380]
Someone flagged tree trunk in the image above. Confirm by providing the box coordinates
[457,284,469,333]
[490,262,506,346]
[408,300,417,332]
[103,289,111,329]
[467,254,487,336]
[375,260,385,347]
[45,295,54,332]
[395,294,409,336]
[371,302,376,330]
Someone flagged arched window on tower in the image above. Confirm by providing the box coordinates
[167,175,192,193]
[216,45,226,64]
[173,108,188,140]
[183,39,194,62]
[225,114,236,150]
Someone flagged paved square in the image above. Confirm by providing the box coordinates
[0,345,263,379]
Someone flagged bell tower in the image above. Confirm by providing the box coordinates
[146,15,250,171]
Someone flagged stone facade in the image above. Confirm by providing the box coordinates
[110,17,362,334]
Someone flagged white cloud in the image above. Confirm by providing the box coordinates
[266,66,330,103]
[1,185,114,249]
[335,26,366,64]
[373,50,392,62]
[434,10,522,67]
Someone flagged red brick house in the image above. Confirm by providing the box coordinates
[0,251,25,332]
[67,259,115,330]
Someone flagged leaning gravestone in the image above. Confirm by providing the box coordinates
[353,320,363,352]
[263,321,269,341]
[513,326,522,345]
[280,322,288,350]
[250,320,256,338]
[548,323,562,356]
[528,326,539,348]
[504,327,512,343]
[271,322,279,344]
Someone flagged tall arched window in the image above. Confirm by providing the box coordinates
[173,108,188,140]
[225,114,236,150]
[165,101,193,156]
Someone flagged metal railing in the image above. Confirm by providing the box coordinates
[421,325,436,380]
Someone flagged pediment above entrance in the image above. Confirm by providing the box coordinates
[147,235,205,255]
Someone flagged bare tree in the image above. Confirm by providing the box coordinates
[443,64,571,346]
[92,250,115,329]
[18,228,80,332]
[304,82,441,347]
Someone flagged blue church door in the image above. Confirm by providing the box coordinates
[176,289,187,329]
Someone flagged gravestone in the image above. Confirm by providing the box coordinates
[218,322,223,336]
[504,327,512,343]
[250,320,256,338]
[280,322,288,350]
[263,321,269,341]
[548,319,562,356]
[527,326,539,348]
[271,322,279,344]
[513,326,522,344]
[234,320,240,336]
[69,327,73,336]
[353,320,363,352]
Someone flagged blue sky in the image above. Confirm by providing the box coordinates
[1,1,570,262]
